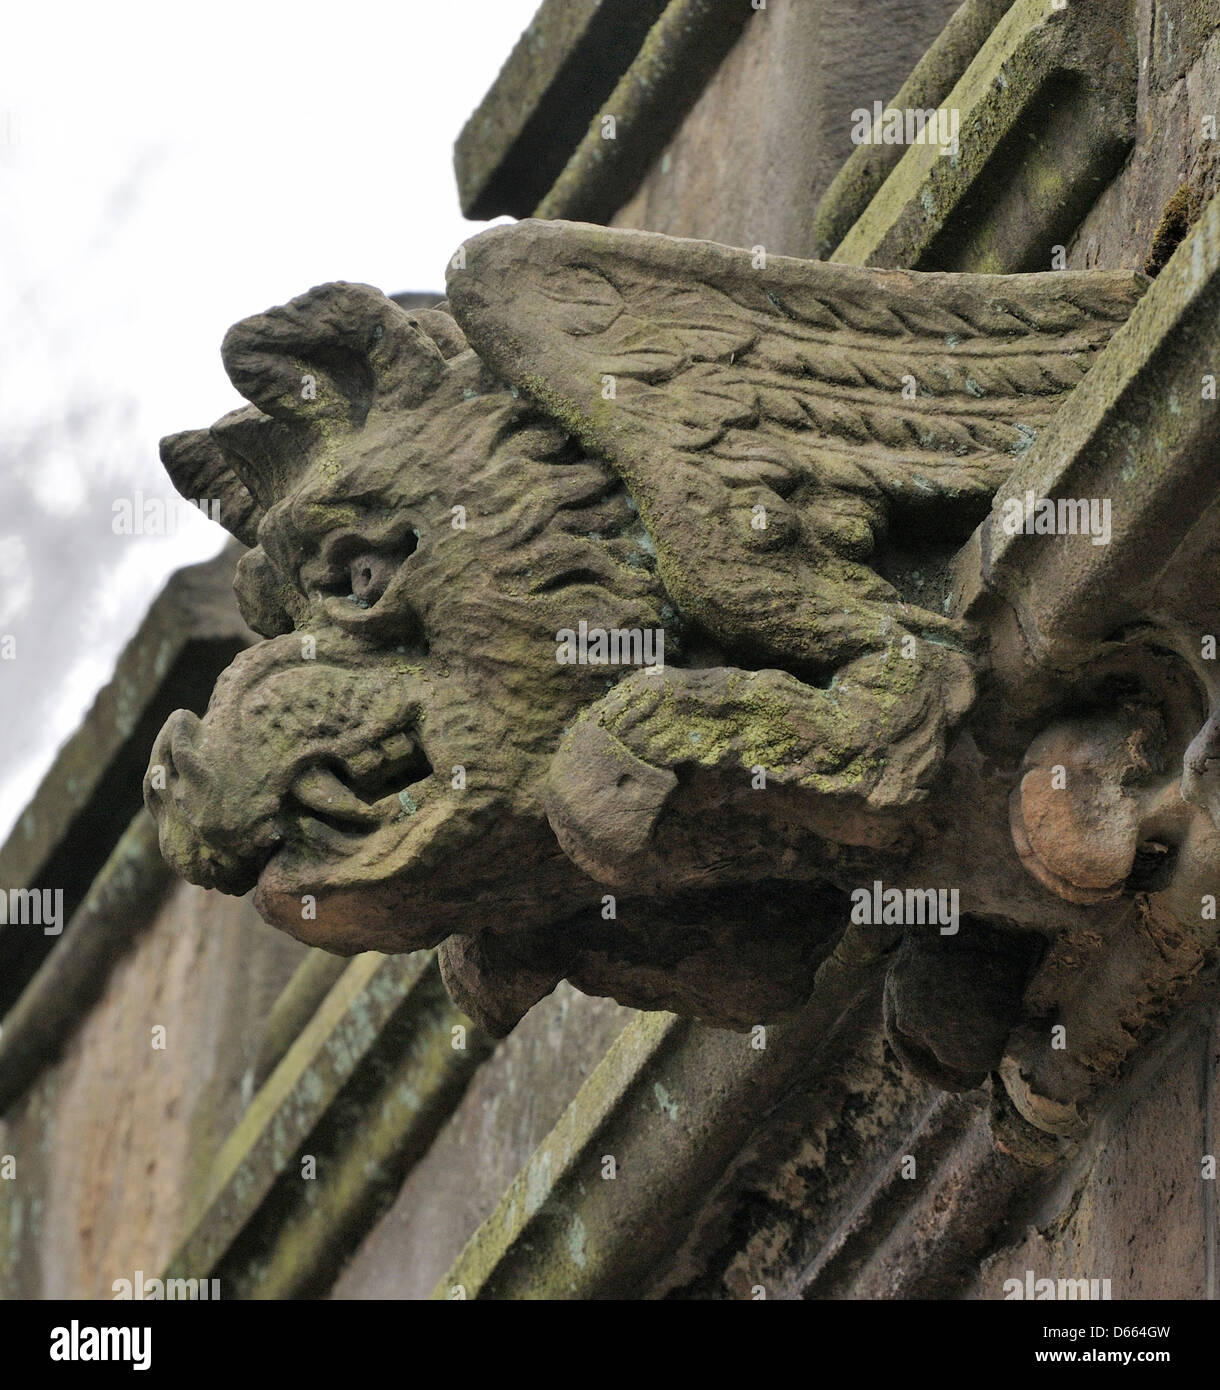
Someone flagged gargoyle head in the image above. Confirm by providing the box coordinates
[147,283,677,1001]
[146,275,851,1033]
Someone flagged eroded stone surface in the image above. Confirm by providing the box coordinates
[144,220,1142,1049]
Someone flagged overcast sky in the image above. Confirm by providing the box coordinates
[0,0,539,843]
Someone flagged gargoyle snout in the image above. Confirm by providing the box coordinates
[145,708,199,812]
[144,707,271,895]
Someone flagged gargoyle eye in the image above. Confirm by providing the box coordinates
[349,553,394,606]
[342,533,418,608]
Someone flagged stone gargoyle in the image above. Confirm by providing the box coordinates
[145,219,1147,1079]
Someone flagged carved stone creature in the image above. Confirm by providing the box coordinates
[146,220,1144,1049]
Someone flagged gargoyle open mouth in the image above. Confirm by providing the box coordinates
[285,731,435,836]
[142,616,453,912]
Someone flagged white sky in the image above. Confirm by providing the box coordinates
[0,0,540,843]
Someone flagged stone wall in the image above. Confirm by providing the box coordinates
[972,1011,1219,1300]
[0,874,307,1298]
[610,0,963,256]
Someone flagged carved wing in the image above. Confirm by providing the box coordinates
[447,219,1145,673]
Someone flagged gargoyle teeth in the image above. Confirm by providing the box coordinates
[341,734,425,788]
[379,731,417,763]
[344,747,385,782]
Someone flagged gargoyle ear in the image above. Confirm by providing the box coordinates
[220,281,451,429]
[158,428,264,547]
[208,405,309,513]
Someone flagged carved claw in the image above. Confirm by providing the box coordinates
[546,645,978,892]
[998,1057,1089,1140]
[437,934,567,1039]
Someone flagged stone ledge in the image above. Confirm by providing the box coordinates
[832,0,1138,271]
[0,809,172,1115]
[810,0,1016,260]
[956,189,1220,659]
[165,951,492,1297]
[533,0,755,225]
[433,917,900,1299]
[455,0,668,219]
[0,542,255,1019]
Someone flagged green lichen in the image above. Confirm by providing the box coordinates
[653,1082,679,1120]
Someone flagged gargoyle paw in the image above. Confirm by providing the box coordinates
[544,717,679,891]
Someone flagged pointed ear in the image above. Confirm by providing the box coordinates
[220,282,451,428]
[207,405,310,513]
[158,428,263,547]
